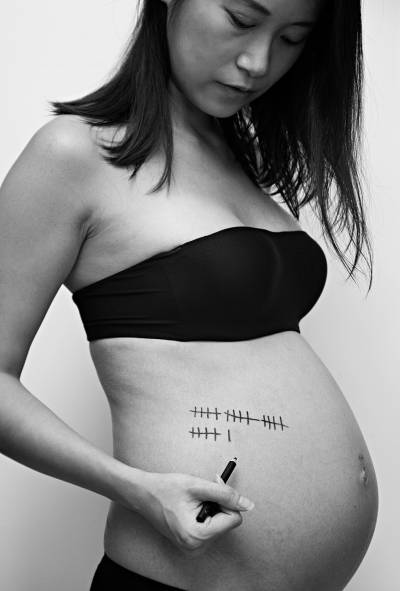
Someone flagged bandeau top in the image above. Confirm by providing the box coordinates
[72,226,328,342]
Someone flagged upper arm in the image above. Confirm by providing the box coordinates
[0,117,97,377]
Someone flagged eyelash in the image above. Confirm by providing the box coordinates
[281,37,305,46]
[226,10,306,46]
[227,10,255,30]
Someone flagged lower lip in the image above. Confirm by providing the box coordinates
[216,82,250,97]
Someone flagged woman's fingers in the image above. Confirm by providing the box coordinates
[190,480,255,512]
[181,508,244,558]
[199,507,243,536]
[136,471,255,555]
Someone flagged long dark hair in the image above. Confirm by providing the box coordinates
[49,0,373,290]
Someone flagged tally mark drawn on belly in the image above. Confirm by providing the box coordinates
[188,407,289,441]
[189,426,221,441]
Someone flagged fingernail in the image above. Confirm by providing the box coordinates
[238,496,255,511]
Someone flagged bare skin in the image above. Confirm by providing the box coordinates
[47,112,377,590]
[0,110,378,590]
[0,0,378,589]
[60,114,377,591]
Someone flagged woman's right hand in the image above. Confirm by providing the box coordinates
[128,471,255,557]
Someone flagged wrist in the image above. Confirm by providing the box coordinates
[109,459,152,512]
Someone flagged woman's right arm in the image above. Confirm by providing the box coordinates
[0,117,150,507]
[0,118,254,556]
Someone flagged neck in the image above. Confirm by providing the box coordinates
[167,79,226,149]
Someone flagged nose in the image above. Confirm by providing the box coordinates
[236,36,272,79]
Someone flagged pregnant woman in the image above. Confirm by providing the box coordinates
[0,0,378,589]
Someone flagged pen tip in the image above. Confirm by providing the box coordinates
[233,456,238,461]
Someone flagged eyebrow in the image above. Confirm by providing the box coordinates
[239,0,316,28]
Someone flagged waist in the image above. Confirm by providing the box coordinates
[89,332,378,590]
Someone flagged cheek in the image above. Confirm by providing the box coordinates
[168,4,230,83]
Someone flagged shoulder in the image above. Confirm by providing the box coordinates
[1,115,101,230]
[30,115,100,173]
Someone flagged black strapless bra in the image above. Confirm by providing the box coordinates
[72,226,328,342]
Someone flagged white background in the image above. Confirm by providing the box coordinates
[0,1,399,589]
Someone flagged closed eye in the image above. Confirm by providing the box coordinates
[226,9,309,45]
[281,36,307,46]
[226,9,256,30]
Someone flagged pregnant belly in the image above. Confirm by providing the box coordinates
[91,332,379,591]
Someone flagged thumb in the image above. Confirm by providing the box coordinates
[191,480,255,512]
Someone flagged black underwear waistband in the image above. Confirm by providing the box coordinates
[89,553,186,590]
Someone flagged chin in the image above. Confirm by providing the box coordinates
[196,99,247,119]
[211,105,245,118]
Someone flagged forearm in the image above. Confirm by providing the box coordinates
[0,372,147,510]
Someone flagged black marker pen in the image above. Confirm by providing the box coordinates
[196,457,238,523]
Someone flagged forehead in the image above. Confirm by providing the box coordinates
[230,0,322,21]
